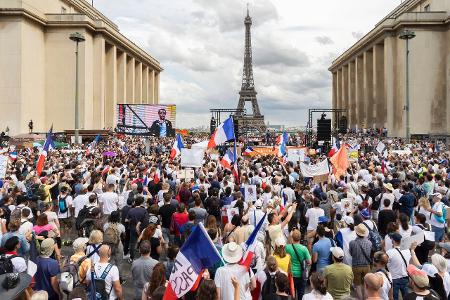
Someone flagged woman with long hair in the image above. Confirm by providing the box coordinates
[86,229,103,264]
[302,272,332,299]
[138,223,162,260]
[142,263,167,300]
[383,222,399,251]
[398,213,412,238]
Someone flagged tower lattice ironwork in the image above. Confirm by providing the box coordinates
[235,6,266,134]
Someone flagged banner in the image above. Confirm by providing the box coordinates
[300,159,329,178]
[181,148,204,168]
[287,148,305,163]
[0,155,7,179]
[176,169,195,179]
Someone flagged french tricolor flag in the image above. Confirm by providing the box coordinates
[86,134,101,156]
[220,149,235,170]
[169,134,184,161]
[36,126,53,176]
[243,146,254,156]
[275,132,288,157]
[240,213,266,269]
[9,151,17,161]
[163,223,222,300]
[207,116,235,149]
[328,138,341,157]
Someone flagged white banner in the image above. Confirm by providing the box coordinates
[376,141,386,154]
[287,149,305,163]
[0,156,8,179]
[300,159,329,178]
[191,140,208,150]
[181,148,204,168]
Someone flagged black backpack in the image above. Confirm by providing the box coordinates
[76,206,94,230]
[0,254,16,275]
[93,263,113,300]
[261,271,278,300]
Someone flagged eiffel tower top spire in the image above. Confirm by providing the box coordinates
[241,4,255,91]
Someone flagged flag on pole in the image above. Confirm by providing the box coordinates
[36,126,53,176]
[275,132,288,157]
[207,116,235,148]
[86,134,101,156]
[163,223,222,300]
[233,139,240,185]
[169,134,184,161]
[220,149,236,170]
[9,151,17,161]
[240,213,266,269]
[328,138,341,157]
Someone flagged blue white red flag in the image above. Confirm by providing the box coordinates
[220,149,236,170]
[275,132,288,157]
[86,134,101,156]
[170,134,184,161]
[243,146,254,156]
[240,213,266,269]
[233,139,240,185]
[36,126,53,176]
[9,151,17,161]
[328,137,341,157]
[207,116,235,148]
[163,223,222,300]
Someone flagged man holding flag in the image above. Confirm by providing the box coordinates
[36,126,54,176]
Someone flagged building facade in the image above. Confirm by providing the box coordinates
[0,0,162,135]
[329,0,449,137]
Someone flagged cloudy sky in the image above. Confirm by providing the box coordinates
[94,0,402,128]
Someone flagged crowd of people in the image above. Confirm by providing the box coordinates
[0,132,449,300]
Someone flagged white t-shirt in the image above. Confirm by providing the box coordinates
[44,211,58,227]
[215,264,252,300]
[99,192,119,215]
[281,188,295,204]
[73,194,89,217]
[376,270,393,300]
[428,202,446,228]
[386,247,412,279]
[19,219,33,235]
[305,207,324,231]
[6,254,27,273]
[302,291,333,300]
[57,195,73,219]
[86,262,120,300]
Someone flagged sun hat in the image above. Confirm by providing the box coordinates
[40,238,55,257]
[72,237,89,252]
[343,216,354,225]
[383,183,394,191]
[222,242,243,264]
[330,247,344,259]
[360,208,371,219]
[431,253,448,273]
[407,265,429,288]
[318,216,329,224]
[355,223,369,237]
[0,273,32,299]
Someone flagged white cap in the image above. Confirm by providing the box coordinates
[343,216,354,225]
[331,247,344,259]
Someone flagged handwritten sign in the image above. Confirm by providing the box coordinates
[401,232,424,250]
[0,156,8,179]
[244,185,257,203]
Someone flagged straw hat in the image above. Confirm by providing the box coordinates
[355,223,369,237]
[222,242,243,264]
[383,183,394,192]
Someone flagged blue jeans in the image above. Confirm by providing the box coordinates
[431,225,445,242]
[393,276,409,300]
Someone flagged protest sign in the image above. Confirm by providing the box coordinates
[181,148,204,168]
[401,232,424,250]
[226,207,239,223]
[376,141,386,154]
[300,159,329,177]
[287,148,305,163]
[341,198,353,213]
[176,169,195,179]
[244,185,257,203]
[0,156,8,179]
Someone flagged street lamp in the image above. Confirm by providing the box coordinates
[399,29,415,143]
[69,32,85,144]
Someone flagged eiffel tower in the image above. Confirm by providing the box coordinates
[235,5,266,135]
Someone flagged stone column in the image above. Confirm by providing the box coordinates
[142,66,149,104]
[93,36,105,129]
[342,65,349,116]
[373,44,386,129]
[117,51,126,104]
[355,55,364,128]
[384,35,402,137]
[135,61,142,104]
[105,44,117,128]
[126,56,135,103]
[337,68,342,109]
[154,72,160,103]
[332,72,337,109]
[364,50,374,128]
[348,61,356,128]
[149,69,155,104]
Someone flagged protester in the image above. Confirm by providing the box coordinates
[303,272,333,299]
[324,247,353,300]
[33,238,62,300]
[131,241,159,300]
[349,223,372,299]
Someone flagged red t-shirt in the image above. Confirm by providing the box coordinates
[172,212,188,235]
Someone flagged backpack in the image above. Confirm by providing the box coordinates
[29,232,39,263]
[0,254,15,275]
[433,203,447,224]
[261,271,278,300]
[103,224,120,245]
[92,263,113,300]
[362,221,382,253]
[59,256,88,294]
[76,206,92,230]
[58,196,68,214]
[359,194,370,209]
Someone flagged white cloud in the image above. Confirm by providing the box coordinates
[93,0,399,128]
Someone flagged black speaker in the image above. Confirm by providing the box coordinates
[317,118,331,141]
[210,117,216,135]
[339,116,347,134]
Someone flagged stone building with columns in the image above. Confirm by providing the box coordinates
[329,0,449,138]
[0,0,162,135]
